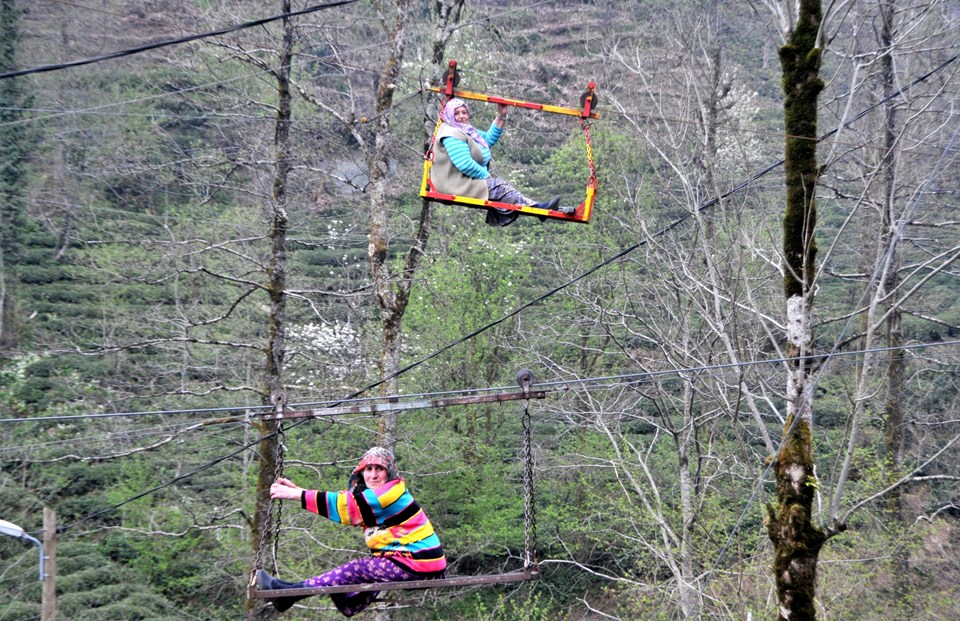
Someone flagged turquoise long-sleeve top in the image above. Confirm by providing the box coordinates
[439,123,503,179]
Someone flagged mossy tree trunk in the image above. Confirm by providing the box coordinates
[247,2,294,619]
[766,1,826,620]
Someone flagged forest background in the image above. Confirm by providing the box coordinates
[1,0,958,620]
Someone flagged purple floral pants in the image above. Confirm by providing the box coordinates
[486,176,534,206]
[304,557,421,617]
[485,177,533,226]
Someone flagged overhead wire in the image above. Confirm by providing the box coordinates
[17,37,960,544]
[41,0,427,68]
[0,14,431,130]
[55,433,260,533]
[0,0,362,80]
[4,339,958,426]
[41,336,960,535]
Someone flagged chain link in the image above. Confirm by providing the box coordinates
[270,391,287,574]
[581,119,597,186]
[252,449,268,578]
[424,104,445,161]
[521,401,538,569]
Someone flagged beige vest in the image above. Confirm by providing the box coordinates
[430,124,489,200]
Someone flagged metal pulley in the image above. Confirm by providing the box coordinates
[443,59,461,97]
[516,368,535,394]
[580,82,598,117]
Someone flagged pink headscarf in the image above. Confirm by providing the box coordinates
[441,98,489,148]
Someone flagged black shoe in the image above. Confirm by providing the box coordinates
[534,196,561,211]
[256,569,308,613]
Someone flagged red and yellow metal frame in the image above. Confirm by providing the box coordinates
[425,86,601,121]
[420,59,599,223]
[419,158,595,223]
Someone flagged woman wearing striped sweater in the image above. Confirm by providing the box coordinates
[431,97,572,226]
[256,447,446,616]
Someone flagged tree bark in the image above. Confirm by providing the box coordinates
[366,0,412,451]
[766,2,827,620]
[677,376,699,618]
[431,0,466,78]
[247,2,293,618]
[366,0,464,450]
[878,0,909,593]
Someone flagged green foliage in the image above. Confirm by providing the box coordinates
[128,531,211,597]
[404,224,534,387]
[0,0,34,350]
[813,373,853,428]
[468,589,561,621]
[0,352,38,415]
[0,602,38,621]
[0,541,188,621]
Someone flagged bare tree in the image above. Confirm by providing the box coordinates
[814,0,960,604]
[364,0,420,450]
[528,6,787,618]
[247,2,295,619]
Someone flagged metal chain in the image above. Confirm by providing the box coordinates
[581,119,598,187]
[252,487,268,580]
[424,101,445,161]
[521,400,539,569]
[270,391,287,574]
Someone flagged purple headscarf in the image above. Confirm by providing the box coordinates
[441,98,489,148]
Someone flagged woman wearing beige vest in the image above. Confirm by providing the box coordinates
[431,98,573,226]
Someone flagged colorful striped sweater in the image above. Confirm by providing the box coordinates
[301,479,446,576]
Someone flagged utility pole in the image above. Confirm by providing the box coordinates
[0,509,55,619]
[42,508,56,621]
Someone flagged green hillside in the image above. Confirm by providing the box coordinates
[1,1,958,620]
